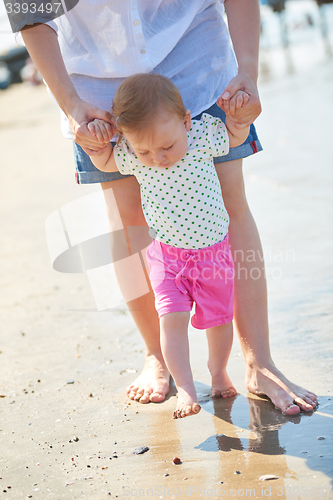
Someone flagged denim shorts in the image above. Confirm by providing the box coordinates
[74,102,262,184]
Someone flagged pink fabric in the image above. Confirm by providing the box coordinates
[146,238,234,329]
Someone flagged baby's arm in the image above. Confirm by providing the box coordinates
[87,120,118,172]
[224,91,251,148]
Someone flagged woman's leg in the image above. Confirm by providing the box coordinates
[160,312,201,418]
[215,159,317,415]
[101,177,169,404]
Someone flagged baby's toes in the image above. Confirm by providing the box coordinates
[173,409,182,419]
[212,387,236,399]
[212,389,222,399]
[192,403,201,414]
[222,387,237,398]
[173,403,201,419]
[173,408,188,419]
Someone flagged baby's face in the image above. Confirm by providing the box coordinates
[123,108,191,168]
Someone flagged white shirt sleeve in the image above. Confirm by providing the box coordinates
[201,113,229,158]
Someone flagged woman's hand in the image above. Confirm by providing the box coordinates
[217,72,262,129]
[67,99,115,151]
[221,0,261,129]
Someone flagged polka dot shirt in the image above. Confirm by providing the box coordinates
[114,114,230,249]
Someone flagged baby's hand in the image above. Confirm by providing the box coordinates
[220,90,250,117]
[88,119,114,145]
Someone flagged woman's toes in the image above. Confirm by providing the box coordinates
[303,395,317,408]
[282,402,301,416]
[127,387,138,400]
[129,391,139,400]
[150,392,165,403]
[306,394,318,407]
[133,390,144,402]
[138,391,152,404]
[293,396,314,412]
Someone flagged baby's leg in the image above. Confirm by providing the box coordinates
[160,312,201,419]
[206,322,237,399]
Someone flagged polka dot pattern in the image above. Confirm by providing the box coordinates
[114,114,230,249]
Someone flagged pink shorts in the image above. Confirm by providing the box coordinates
[146,238,234,330]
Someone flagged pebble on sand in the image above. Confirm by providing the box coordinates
[173,457,181,465]
[69,437,79,443]
[132,446,149,455]
[260,475,280,481]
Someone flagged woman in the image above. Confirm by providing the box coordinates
[20,0,317,415]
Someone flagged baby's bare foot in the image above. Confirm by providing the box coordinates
[127,353,170,404]
[208,363,237,400]
[173,403,201,419]
[173,385,201,419]
[212,386,237,399]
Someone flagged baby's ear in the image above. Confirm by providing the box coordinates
[184,110,191,131]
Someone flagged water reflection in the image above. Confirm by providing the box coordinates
[197,394,303,455]
[197,393,333,485]
[247,396,301,455]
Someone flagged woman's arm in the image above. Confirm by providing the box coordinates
[217,0,262,127]
[21,24,113,150]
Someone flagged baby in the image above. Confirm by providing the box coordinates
[87,73,250,418]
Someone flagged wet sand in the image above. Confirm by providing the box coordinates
[1,46,333,499]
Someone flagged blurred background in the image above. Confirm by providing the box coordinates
[1,0,333,88]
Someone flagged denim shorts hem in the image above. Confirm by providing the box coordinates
[214,139,263,164]
[75,169,132,184]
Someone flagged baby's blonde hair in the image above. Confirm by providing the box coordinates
[113,73,186,141]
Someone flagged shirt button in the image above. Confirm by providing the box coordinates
[134,20,140,26]
[140,49,145,54]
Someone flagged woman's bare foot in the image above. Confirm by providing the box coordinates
[127,353,170,404]
[246,363,317,415]
[173,384,201,419]
[208,362,237,399]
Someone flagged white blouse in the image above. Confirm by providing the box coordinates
[21,1,238,137]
